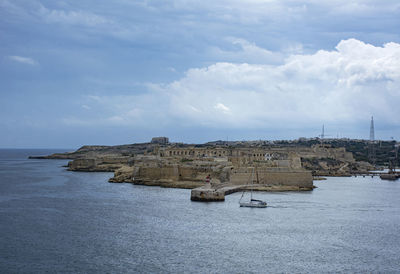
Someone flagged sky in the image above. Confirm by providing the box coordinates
[1,0,400,148]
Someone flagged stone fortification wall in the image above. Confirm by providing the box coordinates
[135,165,179,181]
[135,165,220,183]
[158,145,352,168]
[131,159,231,184]
[133,165,312,188]
[160,147,303,169]
[161,147,230,158]
[104,147,314,187]
[229,167,313,188]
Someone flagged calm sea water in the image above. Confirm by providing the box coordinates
[1,149,400,273]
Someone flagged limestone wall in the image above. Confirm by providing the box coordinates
[130,161,312,188]
[159,146,339,170]
[229,167,313,188]
[133,164,225,183]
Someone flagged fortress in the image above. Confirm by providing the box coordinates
[33,137,374,201]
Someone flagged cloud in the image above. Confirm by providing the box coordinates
[65,39,400,135]
[214,103,230,113]
[2,1,399,56]
[161,38,400,129]
[87,95,102,102]
[208,38,283,64]
[8,55,37,65]
[38,5,110,27]
[64,92,169,128]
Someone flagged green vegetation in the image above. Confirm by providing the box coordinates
[293,139,399,166]
[329,140,397,166]
[181,158,194,163]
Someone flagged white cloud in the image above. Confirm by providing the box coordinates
[64,39,400,132]
[209,38,283,64]
[87,95,101,102]
[214,103,230,113]
[162,38,400,128]
[38,5,110,27]
[8,55,37,65]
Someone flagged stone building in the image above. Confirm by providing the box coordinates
[151,137,169,144]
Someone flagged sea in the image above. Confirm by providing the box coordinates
[1,149,400,273]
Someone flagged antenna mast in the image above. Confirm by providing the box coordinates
[368,116,376,166]
[369,116,375,141]
[320,124,325,144]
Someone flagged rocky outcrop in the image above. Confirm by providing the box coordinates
[301,157,374,176]
[108,166,136,183]
[29,142,161,160]
[67,156,131,172]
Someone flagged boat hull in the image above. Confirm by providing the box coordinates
[239,202,267,208]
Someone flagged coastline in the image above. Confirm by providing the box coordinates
[26,139,388,202]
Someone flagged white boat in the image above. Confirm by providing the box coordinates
[240,198,267,208]
[239,167,267,208]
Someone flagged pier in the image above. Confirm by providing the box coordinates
[351,171,400,178]
[190,182,314,202]
[190,181,244,202]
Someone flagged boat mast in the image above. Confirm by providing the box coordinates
[255,166,259,184]
[251,167,257,200]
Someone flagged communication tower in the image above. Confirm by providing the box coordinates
[321,124,325,140]
[369,116,375,141]
[318,124,325,144]
[319,125,331,144]
[368,116,376,165]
